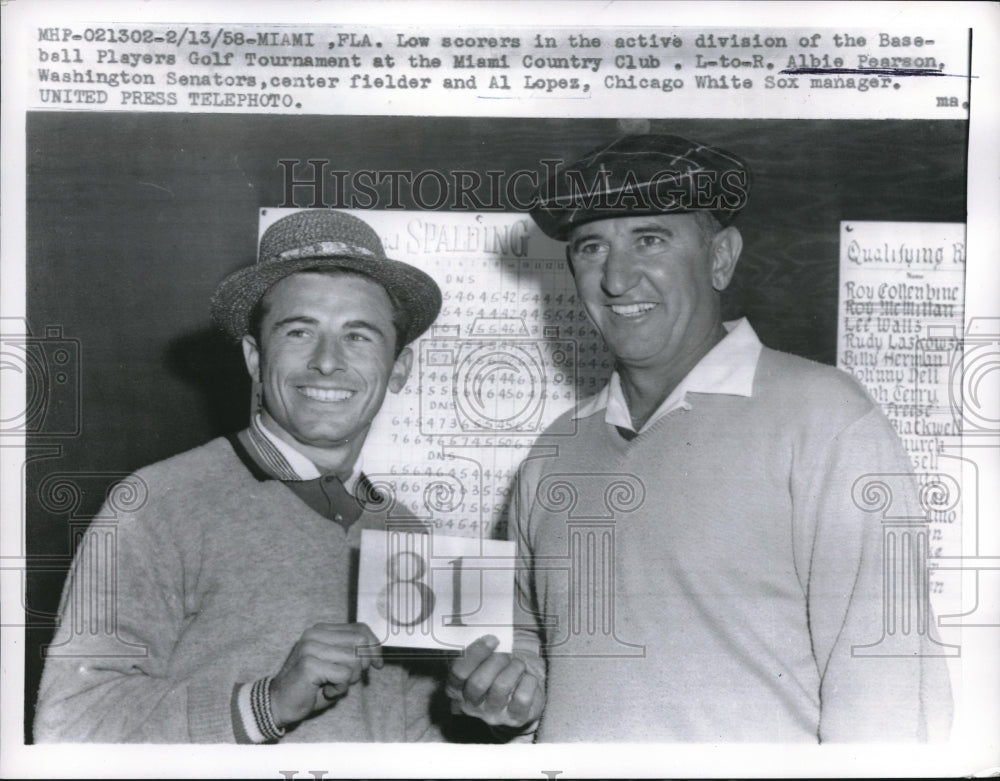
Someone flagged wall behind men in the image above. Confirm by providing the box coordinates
[22,113,966,739]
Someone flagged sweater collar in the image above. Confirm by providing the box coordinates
[243,414,362,489]
[574,318,763,433]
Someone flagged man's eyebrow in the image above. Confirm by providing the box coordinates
[627,222,675,235]
[570,222,675,249]
[343,319,388,340]
[269,315,319,332]
[269,316,388,340]
[569,231,606,249]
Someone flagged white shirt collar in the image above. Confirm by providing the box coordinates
[574,318,763,432]
[253,413,363,491]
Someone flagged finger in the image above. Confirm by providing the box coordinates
[295,639,368,690]
[484,656,525,713]
[303,625,382,672]
[459,650,511,706]
[506,673,541,723]
[284,655,353,706]
[322,681,349,700]
[353,623,384,670]
[447,635,500,689]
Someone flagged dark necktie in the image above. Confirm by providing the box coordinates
[284,474,363,531]
[615,426,638,441]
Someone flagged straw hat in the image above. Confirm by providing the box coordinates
[211,209,441,346]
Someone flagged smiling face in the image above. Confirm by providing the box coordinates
[242,272,412,466]
[567,213,742,375]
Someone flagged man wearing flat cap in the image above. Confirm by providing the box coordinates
[35,209,448,743]
[447,134,953,742]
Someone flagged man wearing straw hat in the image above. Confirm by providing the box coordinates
[35,209,447,743]
[447,134,954,742]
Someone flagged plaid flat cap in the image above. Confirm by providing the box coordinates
[211,209,442,346]
[529,134,752,240]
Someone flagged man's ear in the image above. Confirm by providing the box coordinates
[388,346,413,393]
[241,335,261,382]
[709,226,743,291]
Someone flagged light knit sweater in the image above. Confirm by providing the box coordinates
[34,435,446,743]
[511,347,953,742]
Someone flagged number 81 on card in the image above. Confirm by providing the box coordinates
[357,529,515,652]
[377,550,472,628]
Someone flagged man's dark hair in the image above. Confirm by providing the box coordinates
[247,267,411,358]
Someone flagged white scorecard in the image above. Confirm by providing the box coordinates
[357,529,515,652]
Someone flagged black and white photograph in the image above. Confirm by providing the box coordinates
[2,2,998,778]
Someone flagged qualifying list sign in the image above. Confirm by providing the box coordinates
[836,220,965,470]
[836,220,966,619]
[357,529,515,652]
